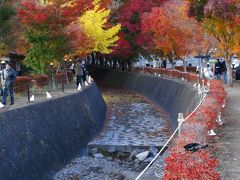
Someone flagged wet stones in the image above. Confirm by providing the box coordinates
[93,153,104,159]
[91,148,98,154]
[108,146,116,153]
[135,151,149,161]
[54,157,137,180]
[110,116,117,121]
[144,157,154,163]
[55,145,165,179]
[149,146,159,157]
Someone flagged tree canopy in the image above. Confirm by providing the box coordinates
[187,0,240,86]
[0,0,239,84]
[16,0,120,73]
[79,0,121,54]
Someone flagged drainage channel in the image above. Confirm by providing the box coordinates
[54,88,172,180]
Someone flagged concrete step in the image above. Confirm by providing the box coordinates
[88,143,167,154]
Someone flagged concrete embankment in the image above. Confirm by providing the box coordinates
[89,67,198,130]
[0,83,106,179]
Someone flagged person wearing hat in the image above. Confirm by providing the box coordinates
[1,62,16,106]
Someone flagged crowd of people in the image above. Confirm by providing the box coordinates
[202,59,227,83]
[0,56,237,106]
[143,57,229,83]
[0,57,89,107]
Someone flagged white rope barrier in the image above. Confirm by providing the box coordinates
[135,84,208,180]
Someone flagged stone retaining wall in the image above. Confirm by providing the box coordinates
[0,83,106,179]
[89,67,198,130]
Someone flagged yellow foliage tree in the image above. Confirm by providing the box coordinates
[79,0,121,54]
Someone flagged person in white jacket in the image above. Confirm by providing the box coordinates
[203,63,214,79]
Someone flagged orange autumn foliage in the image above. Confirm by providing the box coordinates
[141,1,218,60]
[142,7,193,58]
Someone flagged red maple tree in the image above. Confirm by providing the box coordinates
[18,0,92,29]
[111,33,133,58]
[141,7,192,59]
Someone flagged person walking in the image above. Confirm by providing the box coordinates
[81,59,88,82]
[75,59,83,87]
[161,59,167,69]
[214,59,222,80]
[203,63,214,79]
[1,62,17,106]
[70,62,75,75]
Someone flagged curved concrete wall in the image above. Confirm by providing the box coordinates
[0,83,106,179]
[89,67,198,130]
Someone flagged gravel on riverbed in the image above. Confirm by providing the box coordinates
[54,157,140,180]
[54,88,170,180]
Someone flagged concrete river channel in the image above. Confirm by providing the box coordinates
[54,87,172,180]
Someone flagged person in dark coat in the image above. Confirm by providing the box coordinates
[161,59,167,69]
[75,59,83,87]
[214,59,222,80]
[1,62,17,105]
[81,59,88,82]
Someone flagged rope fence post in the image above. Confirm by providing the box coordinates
[61,75,64,93]
[207,80,211,94]
[178,113,184,136]
[198,83,202,102]
[135,90,208,180]
[202,79,205,95]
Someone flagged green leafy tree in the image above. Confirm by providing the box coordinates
[18,1,84,74]
[23,28,69,74]
[0,2,16,57]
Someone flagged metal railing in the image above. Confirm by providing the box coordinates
[0,75,93,112]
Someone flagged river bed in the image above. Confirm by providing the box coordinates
[54,88,171,180]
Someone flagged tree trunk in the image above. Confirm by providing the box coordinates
[226,62,233,86]
[171,61,175,69]
[87,55,91,65]
[96,52,100,65]
[127,60,133,71]
[99,55,103,66]
[108,59,112,67]
[183,59,187,72]
[91,52,96,64]
[113,58,117,69]
[225,50,233,86]
[121,62,125,71]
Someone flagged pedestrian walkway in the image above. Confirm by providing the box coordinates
[214,83,240,179]
[0,81,86,113]
[136,81,240,179]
